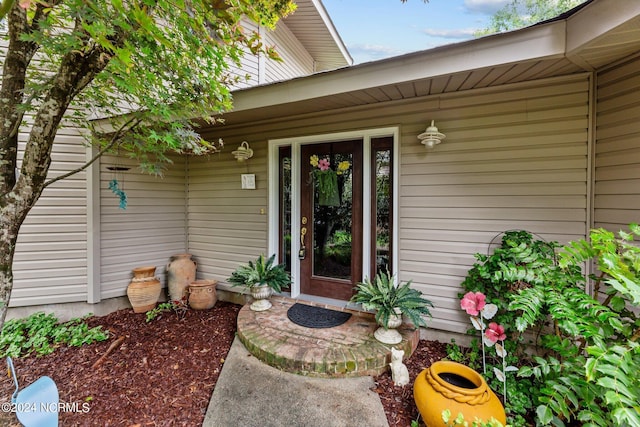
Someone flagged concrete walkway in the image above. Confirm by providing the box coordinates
[203,337,389,427]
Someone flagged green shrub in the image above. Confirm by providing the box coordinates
[458,226,640,427]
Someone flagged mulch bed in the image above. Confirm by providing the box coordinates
[0,301,447,426]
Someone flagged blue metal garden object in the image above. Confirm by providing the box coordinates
[6,357,59,427]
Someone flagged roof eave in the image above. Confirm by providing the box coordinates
[231,21,567,113]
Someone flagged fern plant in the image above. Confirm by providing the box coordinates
[227,254,291,293]
[516,225,640,427]
[350,270,433,328]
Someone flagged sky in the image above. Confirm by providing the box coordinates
[321,0,511,64]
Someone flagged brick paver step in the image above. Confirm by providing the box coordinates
[236,296,419,378]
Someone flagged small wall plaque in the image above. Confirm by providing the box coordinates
[241,174,256,189]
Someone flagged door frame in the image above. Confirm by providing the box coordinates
[268,127,400,302]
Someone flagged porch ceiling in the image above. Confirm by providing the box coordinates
[209,0,640,129]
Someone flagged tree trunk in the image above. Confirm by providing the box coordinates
[0,2,117,330]
[0,202,31,327]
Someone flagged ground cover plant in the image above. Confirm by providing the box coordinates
[0,312,108,358]
[451,225,640,426]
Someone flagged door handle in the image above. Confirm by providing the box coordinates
[299,226,307,259]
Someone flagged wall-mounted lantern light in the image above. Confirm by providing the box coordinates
[417,120,446,149]
[232,141,253,161]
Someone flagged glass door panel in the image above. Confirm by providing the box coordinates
[300,141,362,300]
[370,137,393,278]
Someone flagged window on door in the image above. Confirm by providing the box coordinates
[279,146,292,274]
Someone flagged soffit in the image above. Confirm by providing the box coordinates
[280,0,352,71]
[209,0,640,127]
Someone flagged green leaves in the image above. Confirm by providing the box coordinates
[461,225,640,426]
[227,254,291,293]
[350,270,433,328]
[7,0,297,180]
[0,312,108,358]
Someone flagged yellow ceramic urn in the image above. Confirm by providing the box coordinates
[413,360,506,427]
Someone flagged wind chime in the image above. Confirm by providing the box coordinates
[106,155,129,209]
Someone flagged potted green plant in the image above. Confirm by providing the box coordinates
[351,270,433,344]
[228,254,291,311]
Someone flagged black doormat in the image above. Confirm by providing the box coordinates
[286,303,352,329]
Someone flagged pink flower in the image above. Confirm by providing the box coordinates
[19,0,32,8]
[318,158,330,171]
[485,322,506,343]
[460,291,486,316]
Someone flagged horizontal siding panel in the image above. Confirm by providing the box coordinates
[401,195,585,209]
[189,227,265,240]
[402,250,475,267]
[401,183,585,197]
[401,170,585,186]
[16,231,86,243]
[402,260,471,278]
[595,163,640,181]
[400,159,587,175]
[595,134,640,154]
[595,179,640,194]
[100,154,187,299]
[188,197,267,208]
[19,215,85,225]
[402,218,587,235]
[17,223,85,233]
[595,195,640,210]
[595,56,640,231]
[187,218,266,230]
[10,291,87,306]
[403,144,586,165]
[188,239,267,253]
[13,250,86,262]
[593,209,640,225]
[14,267,86,280]
[101,220,186,232]
[401,207,584,221]
[440,80,588,109]
[595,150,640,168]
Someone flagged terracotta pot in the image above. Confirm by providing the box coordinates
[127,266,161,313]
[167,253,197,302]
[249,284,273,311]
[413,360,506,427]
[188,279,217,310]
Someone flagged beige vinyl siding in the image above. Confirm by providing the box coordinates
[265,20,315,82]
[594,55,640,232]
[11,127,89,306]
[229,19,316,90]
[230,19,261,89]
[186,143,269,283]
[99,155,187,299]
[400,76,590,333]
[196,74,590,334]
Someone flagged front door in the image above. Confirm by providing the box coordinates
[299,141,363,300]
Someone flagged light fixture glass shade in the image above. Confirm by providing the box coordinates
[232,141,253,161]
[417,120,446,148]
